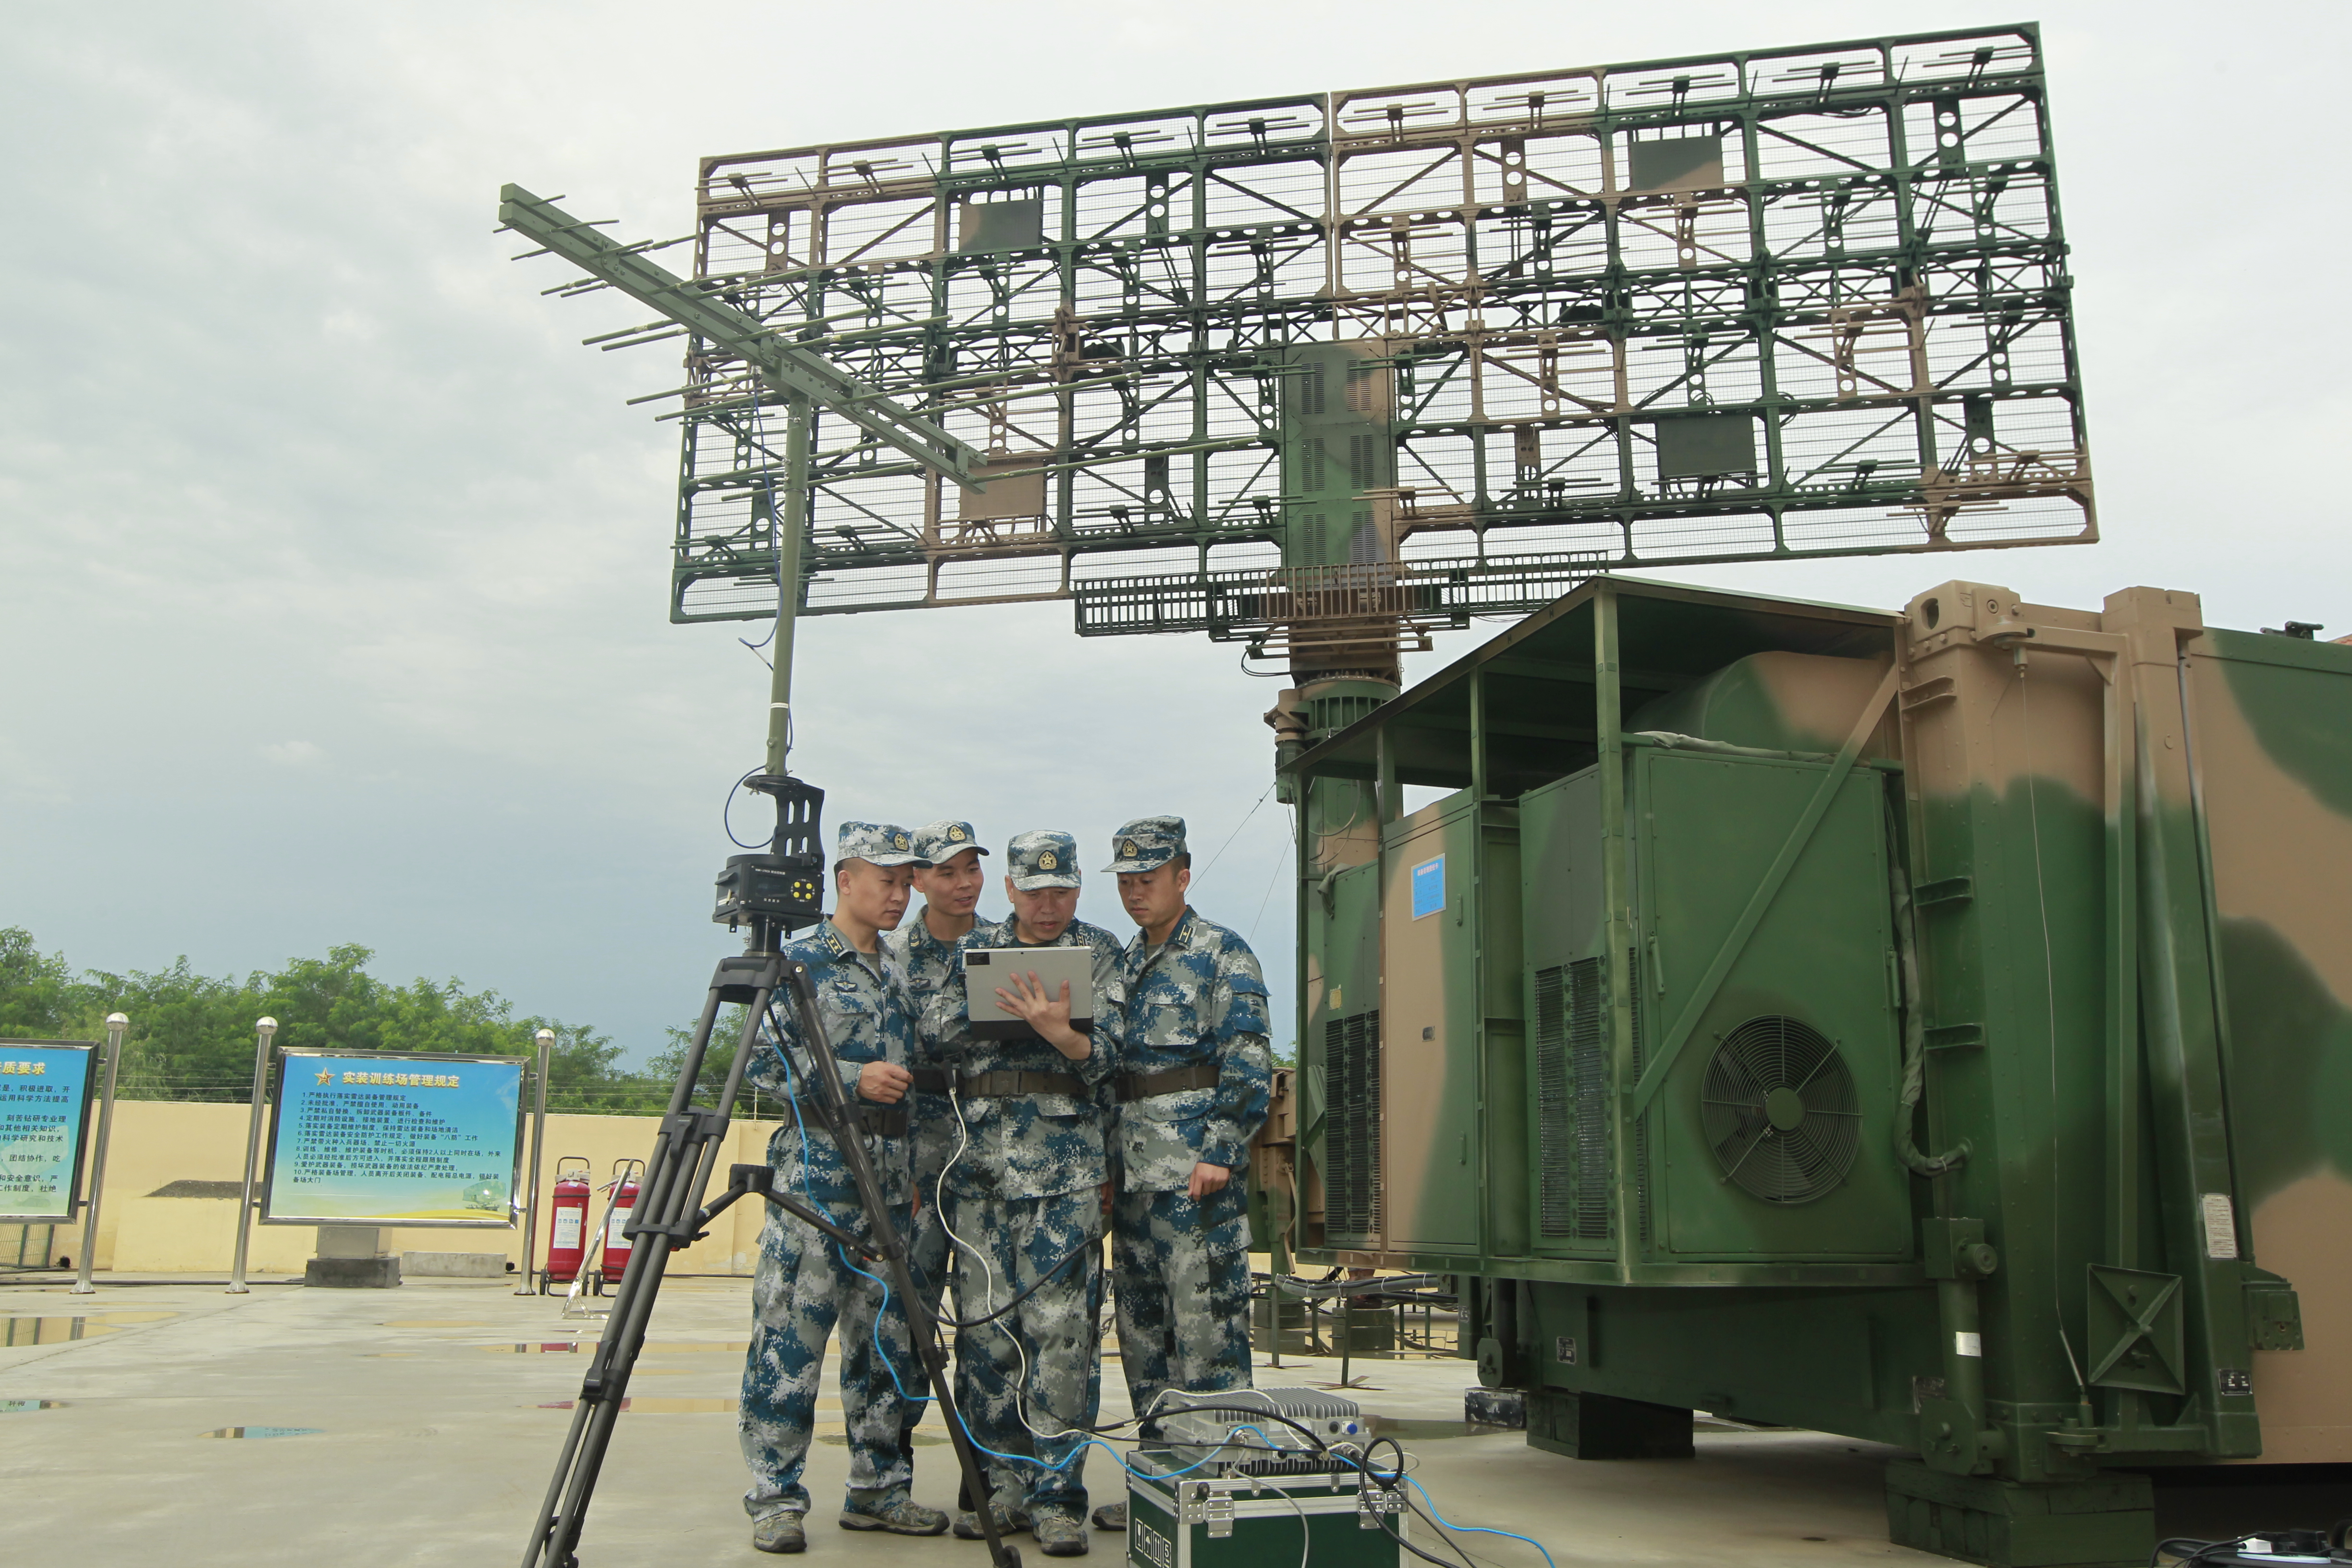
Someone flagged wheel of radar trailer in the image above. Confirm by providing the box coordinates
[1700,1015,1861,1203]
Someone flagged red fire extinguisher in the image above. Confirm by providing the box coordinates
[600,1160,643,1286]
[544,1156,592,1291]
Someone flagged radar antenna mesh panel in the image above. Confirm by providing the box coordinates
[663,25,2089,657]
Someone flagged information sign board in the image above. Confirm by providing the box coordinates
[262,1049,526,1227]
[0,1039,99,1222]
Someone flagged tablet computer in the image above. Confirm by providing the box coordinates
[963,947,1096,1041]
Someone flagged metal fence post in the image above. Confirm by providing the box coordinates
[71,1014,126,1296]
[516,1029,551,1295]
[228,1017,277,1294]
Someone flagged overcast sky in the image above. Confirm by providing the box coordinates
[3,1,2343,1066]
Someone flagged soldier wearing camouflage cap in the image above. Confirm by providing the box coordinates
[919,828,1128,1556]
[1098,815,1272,1523]
[739,821,949,1553]
[882,819,990,1485]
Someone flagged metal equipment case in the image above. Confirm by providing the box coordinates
[1125,1456,1403,1568]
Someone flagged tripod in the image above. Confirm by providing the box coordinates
[519,930,1022,1568]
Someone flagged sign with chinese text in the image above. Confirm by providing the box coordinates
[262,1050,525,1227]
[0,1039,98,1221]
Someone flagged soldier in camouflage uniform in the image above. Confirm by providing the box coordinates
[882,819,990,1473]
[919,829,1127,1558]
[739,821,949,1554]
[1100,815,1272,1530]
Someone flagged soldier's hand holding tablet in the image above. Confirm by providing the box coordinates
[992,968,1085,1057]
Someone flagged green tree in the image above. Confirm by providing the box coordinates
[0,929,639,1105]
[0,927,98,1037]
[642,1006,771,1115]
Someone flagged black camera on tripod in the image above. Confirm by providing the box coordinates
[714,773,827,931]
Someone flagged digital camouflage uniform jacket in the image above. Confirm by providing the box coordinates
[883,911,964,1009]
[918,916,1127,1202]
[746,920,916,1207]
[883,909,965,1233]
[1114,908,1273,1190]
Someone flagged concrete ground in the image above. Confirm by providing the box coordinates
[2,1274,2344,1567]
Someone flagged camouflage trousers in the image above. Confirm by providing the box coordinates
[739,1198,921,1519]
[945,1187,1102,1517]
[1110,1185,1254,1422]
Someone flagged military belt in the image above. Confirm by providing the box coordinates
[906,1068,951,1095]
[1115,1061,1220,1102]
[797,1100,909,1138]
[957,1069,1087,1099]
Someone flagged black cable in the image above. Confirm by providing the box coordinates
[1372,1501,1475,1568]
[931,1232,1099,1329]
[723,768,769,849]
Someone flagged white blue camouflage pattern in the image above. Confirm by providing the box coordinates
[918,909,1124,1523]
[1112,1186,1253,1421]
[745,921,916,1205]
[911,819,989,864]
[1004,828,1083,891]
[836,819,929,867]
[1107,905,1270,1423]
[946,1186,1103,1521]
[1100,813,1186,874]
[741,1193,919,1519]
[919,915,1129,1200]
[1113,908,1273,1187]
[739,919,923,1519]
[883,909,965,1193]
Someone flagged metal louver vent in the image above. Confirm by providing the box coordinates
[1534,959,1621,1242]
[1701,1015,1860,1204]
[1533,967,1574,1236]
[1324,1010,1382,1239]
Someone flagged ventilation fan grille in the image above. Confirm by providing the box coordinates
[1700,1015,1859,1205]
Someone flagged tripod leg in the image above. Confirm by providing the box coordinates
[523,970,772,1568]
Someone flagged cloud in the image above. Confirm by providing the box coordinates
[262,741,324,767]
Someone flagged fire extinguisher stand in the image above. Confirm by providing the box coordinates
[516,1029,552,1296]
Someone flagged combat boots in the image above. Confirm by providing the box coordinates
[1031,1510,1090,1556]
[841,1488,949,1536]
[751,1510,807,1554]
[951,1496,1031,1540]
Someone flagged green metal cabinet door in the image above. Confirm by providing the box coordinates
[1518,768,1615,1259]
[1381,799,1483,1255]
[1633,749,1913,1262]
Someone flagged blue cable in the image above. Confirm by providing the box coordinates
[772,1035,923,1405]
[1404,1475,1556,1568]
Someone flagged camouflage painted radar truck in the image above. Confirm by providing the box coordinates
[1257,574,2348,1568]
